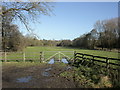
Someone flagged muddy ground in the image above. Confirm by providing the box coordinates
[2,63,76,88]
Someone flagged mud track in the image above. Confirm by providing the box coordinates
[2,63,76,88]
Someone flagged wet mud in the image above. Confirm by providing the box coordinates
[2,63,75,88]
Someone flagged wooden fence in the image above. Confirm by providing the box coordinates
[0,51,74,63]
[0,52,44,62]
[74,52,120,87]
[1,51,120,69]
[74,52,120,70]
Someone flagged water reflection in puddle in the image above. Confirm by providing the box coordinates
[42,67,52,77]
[45,67,52,71]
[61,58,69,64]
[48,58,69,64]
[48,59,54,64]
[42,72,50,77]
[16,76,32,83]
[42,58,71,77]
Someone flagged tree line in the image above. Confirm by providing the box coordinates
[72,17,119,51]
[1,2,119,52]
[2,17,119,51]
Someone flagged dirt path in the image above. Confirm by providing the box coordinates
[2,63,76,88]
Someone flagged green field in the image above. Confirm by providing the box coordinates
[1,46,119,62]
[24,46,119,58]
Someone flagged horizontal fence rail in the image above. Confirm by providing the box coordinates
[0,51,74,63]
[0,52,43,62]
[74,52,120,70]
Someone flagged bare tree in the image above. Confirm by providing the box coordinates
[94,18,118,50]
[1,1,54,51]
[1,1,54,31]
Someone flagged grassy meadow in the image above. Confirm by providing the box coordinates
[24,46,119,58]
[1,46,119,62]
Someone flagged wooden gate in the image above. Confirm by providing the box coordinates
[41,51,74,63]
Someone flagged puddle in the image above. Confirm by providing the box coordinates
[16,76,32,83]
[42,72,50,77]
[45,67,52,71]
[66,66,72,70]
[42,67,52,77]
[48,58,55,64]
[61,58,69,64]
[48,58,69,64]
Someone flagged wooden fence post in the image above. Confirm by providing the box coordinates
[23,52,25,62]
[59,51,61,61]
[74,51,76,63]
[42,51,44,61]
[40,52,42,63]
[106,58,109,69]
